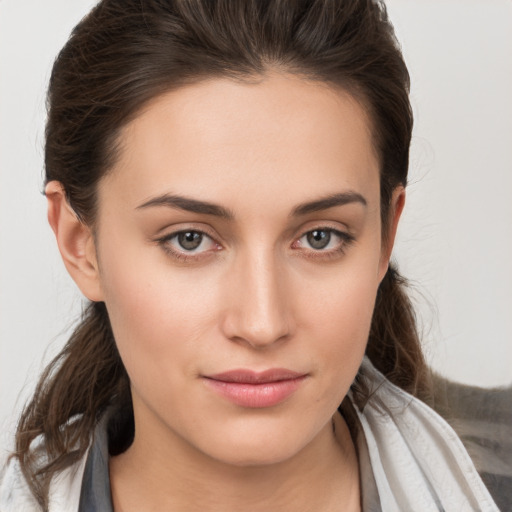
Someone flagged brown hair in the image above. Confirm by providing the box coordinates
[15,0,430,507]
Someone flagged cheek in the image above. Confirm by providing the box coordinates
[297,254,382,388]
[299,246,381,337]
[98,241,222,388]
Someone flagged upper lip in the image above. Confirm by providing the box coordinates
[205,368,307,384]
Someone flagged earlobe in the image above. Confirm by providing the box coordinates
[378,186,406,282]
[46,181,104,302]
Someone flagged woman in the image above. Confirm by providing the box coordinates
[0,0,499,510]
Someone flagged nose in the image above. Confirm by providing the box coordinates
[220,250,293,349]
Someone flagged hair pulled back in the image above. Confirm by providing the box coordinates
[16,0,430,506]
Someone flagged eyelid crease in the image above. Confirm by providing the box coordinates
[294,227,355,248]
[153,221,222,241]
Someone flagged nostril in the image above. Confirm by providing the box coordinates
[223,314,291,349]
[220,302,292,348]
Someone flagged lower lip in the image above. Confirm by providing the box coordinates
[203,376,307,408]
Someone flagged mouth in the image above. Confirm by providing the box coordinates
[202,369,308,408]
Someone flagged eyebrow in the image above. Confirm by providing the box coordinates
[137,193,235,219]
[136,191,367,219]
[291,192,367,216]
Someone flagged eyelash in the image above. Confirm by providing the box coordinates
[156,227,355,263]
[156,229,221,262]
[293,228,355,261]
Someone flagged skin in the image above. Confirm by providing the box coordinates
[46,72,404,511]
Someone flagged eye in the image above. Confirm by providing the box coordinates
[293,227,354,258]
[157,229,221,260]
[305,229,333,250]
[176,231,204,251]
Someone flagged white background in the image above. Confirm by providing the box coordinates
[1,0,511,452]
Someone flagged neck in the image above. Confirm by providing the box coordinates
[109,412,360,512]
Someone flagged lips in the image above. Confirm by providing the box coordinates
[203,369,308,408]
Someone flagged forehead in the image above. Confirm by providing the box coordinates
[101,73,380,213]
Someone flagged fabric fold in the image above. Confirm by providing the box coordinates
[349,357,499,511]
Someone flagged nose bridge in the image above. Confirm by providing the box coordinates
[224,245,291,348]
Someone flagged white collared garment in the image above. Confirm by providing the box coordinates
[0,357,500,511]
[343,357,499,511]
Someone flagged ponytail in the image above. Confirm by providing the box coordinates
[14,302,131,508]
[364,263,432,403]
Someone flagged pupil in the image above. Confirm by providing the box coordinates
[178,232,202,250]
[307,230,330,250]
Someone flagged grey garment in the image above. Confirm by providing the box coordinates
[431,376,512,512]
[340,398,382,512]
[78,412,114,512]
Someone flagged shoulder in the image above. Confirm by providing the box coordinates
[349,357,500,511]
[0,445,89,512]
[0,454,40,512]
[431,375,512,511]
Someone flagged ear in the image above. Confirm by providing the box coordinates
[378,186,406,282]
[46,181,104,302]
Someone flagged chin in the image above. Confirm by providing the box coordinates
[209,441,300,468]
[196,418,321,468]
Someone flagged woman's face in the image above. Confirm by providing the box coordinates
[91,73,400,466]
